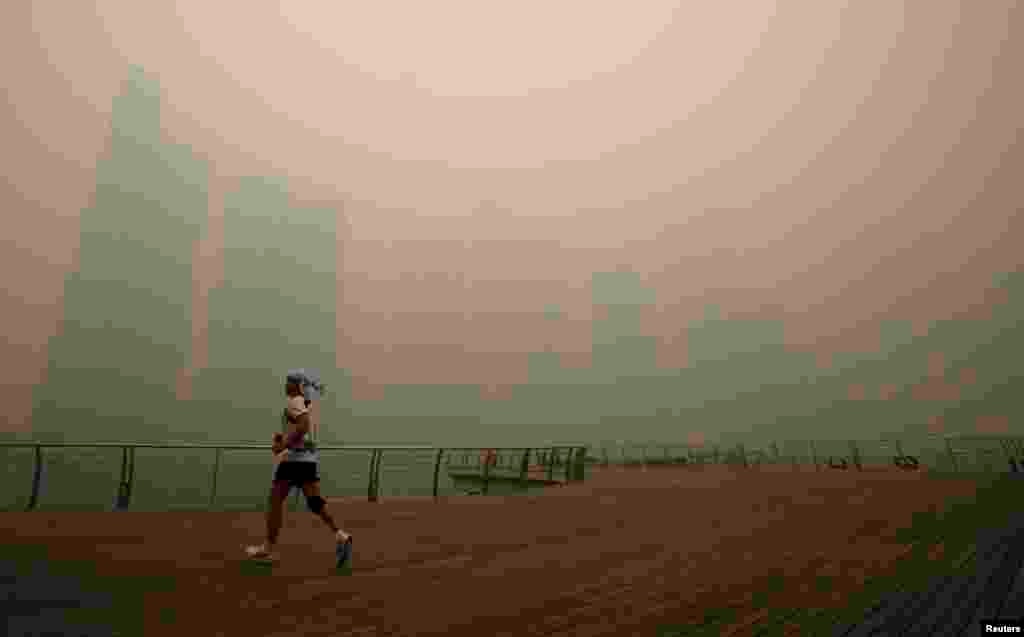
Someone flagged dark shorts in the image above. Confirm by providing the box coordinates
[273,461,320,488]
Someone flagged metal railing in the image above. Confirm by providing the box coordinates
[586,435,1024,474]
[0,442,590,512]
[9,434,1014,511]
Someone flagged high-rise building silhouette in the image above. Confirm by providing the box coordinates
[31,66,206,443]
[190,177,338,440]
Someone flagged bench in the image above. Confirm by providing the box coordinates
[444,447,587,495]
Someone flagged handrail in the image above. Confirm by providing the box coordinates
[1,442,586,512]
[590,436,1024,473]
[13,434,1015,512]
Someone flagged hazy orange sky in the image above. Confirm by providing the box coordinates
[2,1,1022,426]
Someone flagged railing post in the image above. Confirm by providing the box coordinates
[481,450,492,496]
[810,440,819,471]
[999,437,1022,473]
[370,452,382,501]
[129,446,136,502]
[546,447,557,482]
[520,448,532,487]
[26,444,43,512]
[114,445,134,511]
[367,449,382,502]
[849,441,863,471]
[208,447,222,510]
[374,449,384,501]
[432,448,445,500]
[1007,437,1020,473]
[564,447,574,482]
[944,438,957,472]
[982,448,996,473]
[572,446,587,481]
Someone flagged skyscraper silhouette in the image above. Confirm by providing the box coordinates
[32,66,206,443]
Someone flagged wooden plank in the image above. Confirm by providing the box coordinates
[840,540,993,637]
[1001,558,1024,621]
[838,589,933,637]
[897,574,976,637]
[830,622,856,637]
[841,517,1024,637]
[911,526,1016,637]
[969,519,1024,627]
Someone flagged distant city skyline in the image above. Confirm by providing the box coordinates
[3,2,1022,444]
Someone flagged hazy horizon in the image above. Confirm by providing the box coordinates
[3,1,1022,445]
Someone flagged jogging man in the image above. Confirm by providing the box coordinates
[245,371,353,567]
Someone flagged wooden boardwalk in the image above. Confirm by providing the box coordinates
[835,509,1024,636]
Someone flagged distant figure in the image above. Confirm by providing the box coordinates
[245,375,352,568]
